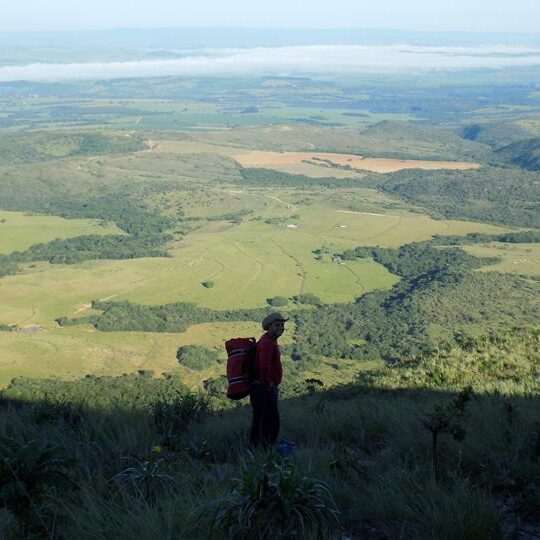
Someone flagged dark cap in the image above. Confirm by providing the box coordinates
[262,312,289,330]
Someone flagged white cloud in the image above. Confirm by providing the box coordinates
[1,44,540,82]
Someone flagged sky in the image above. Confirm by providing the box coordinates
[0,0,539,33]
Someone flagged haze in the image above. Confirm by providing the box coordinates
[1,0,539,33]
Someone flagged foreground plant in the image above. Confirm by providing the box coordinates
[214,459,340,539]
[0,436,73,534]
[419,386,472,479]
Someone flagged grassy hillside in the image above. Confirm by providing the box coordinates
[0,325,537,539]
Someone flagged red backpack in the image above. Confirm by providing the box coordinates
[225,337,257,400]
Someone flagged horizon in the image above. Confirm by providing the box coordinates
[1,25,539,35]
[1,0,539,33]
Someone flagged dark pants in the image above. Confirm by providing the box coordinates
[250,384,280,448]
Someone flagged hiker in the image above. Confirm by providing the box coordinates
[250,312,288,447]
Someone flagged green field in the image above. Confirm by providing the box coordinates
[0,211,121,254]
[464,242,540,276]
[0,195,512,387]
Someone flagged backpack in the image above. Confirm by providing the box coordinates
[225,337,257,400]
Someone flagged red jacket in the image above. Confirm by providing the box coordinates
[255,332,283,388]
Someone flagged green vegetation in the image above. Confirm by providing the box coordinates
[0,324,537,538]
[372,166,540,228]
[1,66,540,537]
[54,238,539,371]
[430,230,540,245]
[59,300,269,333]
[290,240,539,363]
[340,241,490,277]
[0,131,146,165]
[267,296,289,307]
[9,234,169,265]
[0,255,18,278]
[496,137,540,171]
[176,345,220,370]
[74,133,147,156]
[238,167,359,189]
[292,293,322,305]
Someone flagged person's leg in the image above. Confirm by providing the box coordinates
[249,384,266,447]
[261,387,280,447]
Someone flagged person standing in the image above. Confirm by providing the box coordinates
[250,312,288,448]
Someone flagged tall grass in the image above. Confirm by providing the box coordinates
[0,331,538,538]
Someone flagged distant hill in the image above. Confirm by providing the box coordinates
[496,137,540,171]
[197,121,491,162]
[0,131,147,165]
[362,121,490,161]
[460,121,531,149]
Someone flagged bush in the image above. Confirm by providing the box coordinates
[267,296,289,307]
[176,345,220,370]
[152,391,213,434]
[202,280,215,288]
[292,294,322,306]
[215,459,340,539]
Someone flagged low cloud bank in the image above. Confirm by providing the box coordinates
[1,44,540,82]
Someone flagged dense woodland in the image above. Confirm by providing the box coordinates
[370,166,540,228]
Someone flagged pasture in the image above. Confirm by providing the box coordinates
[0,200,509,331]
[0,195,512,388]
[0,211,121,254]
[464,242,540,276]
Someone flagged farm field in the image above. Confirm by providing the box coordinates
[232,150,480,175]
[0,96,416,132]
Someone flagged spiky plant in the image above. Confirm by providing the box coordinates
[215,459,340,539]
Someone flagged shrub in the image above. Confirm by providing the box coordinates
[176,345,220,370]
[115,456,177,503]
[267,296,289,307]
[152,391,213,437]
[202,280,214,288]
[292,294,322,306]
[215,460,339,539]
